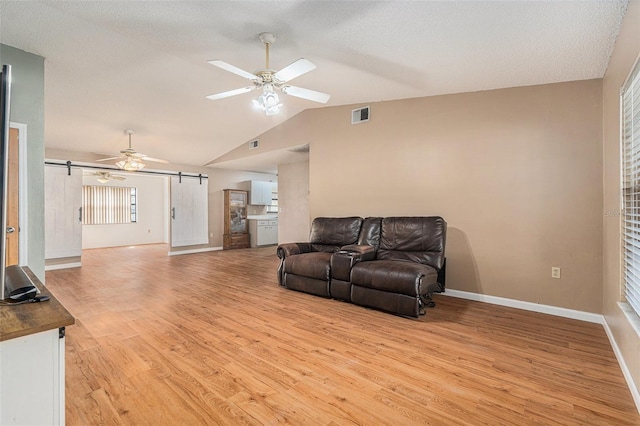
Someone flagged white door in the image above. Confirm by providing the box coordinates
[170,176,208,247]
[44,165,82,259]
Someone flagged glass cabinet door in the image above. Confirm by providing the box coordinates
[229,191,247,233]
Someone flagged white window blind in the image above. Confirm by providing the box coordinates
[622,59,640,317]
[82,185,137,225]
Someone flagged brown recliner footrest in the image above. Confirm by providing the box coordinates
[351,260,439,296]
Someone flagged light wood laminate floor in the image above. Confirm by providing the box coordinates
[45,244,639,425]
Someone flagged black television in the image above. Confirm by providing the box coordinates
[0,64,37,301]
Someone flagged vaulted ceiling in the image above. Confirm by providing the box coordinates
[0,1,628,170]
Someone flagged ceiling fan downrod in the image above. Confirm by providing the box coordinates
[259,32,276,70]
[124,129,134,149]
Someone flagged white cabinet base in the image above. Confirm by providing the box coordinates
[0,328,65,425]
[249,219,278,247]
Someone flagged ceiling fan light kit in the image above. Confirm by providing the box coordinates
[96,129,168,171]
[94,171,127,183]
[115,157,145,171]
[207,32,330,115]
[253,83,282,116]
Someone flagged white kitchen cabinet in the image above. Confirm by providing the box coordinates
[0,272,74,426]
[250,219,278,247]
[0,329,65,425]
[249,181,274,205]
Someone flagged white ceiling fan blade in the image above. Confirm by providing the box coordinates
[274,58,316,83]
[96,156,122,162]
[140,156,169,164]
[206,86,257,101]
[281,85,330,104]
[208,60,260,82]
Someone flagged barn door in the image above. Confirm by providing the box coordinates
[44,165,82,259]
[170,176,208,247]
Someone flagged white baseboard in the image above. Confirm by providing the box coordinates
[44,262,82,271]
[167,246,222,256]
[442,288,640,414]
[603,318,640,414]
[441,289,604,324]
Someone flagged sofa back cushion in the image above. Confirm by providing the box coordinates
[358,217,383,247]
[309,217,363,252]
[377,217,447,269]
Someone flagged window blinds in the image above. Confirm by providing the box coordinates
[82,185,136,225]
[622,59,640,317]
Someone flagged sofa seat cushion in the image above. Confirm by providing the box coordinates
[351,260,438,296]
[284,252,333,281]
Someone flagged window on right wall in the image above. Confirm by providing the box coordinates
[621,58,640,317]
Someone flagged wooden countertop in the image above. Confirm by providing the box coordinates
[0,267,75,342]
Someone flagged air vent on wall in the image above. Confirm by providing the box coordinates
[351,106,370,124]
[249,140,259,149]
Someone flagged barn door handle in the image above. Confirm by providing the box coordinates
[79,207,82,222]
[172,207,176,219]
[6,227,15,234]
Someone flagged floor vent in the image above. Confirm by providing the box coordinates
[351,106,370,124]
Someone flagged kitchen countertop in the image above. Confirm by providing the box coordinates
[0,267,75,342]
[247,215,278,220]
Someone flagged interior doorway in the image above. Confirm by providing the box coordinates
[5,127,19,266]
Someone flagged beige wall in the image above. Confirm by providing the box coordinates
[255,80,604,313]
[277,160,310,243]
[603,0,640,405]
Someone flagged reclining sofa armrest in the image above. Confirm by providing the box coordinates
[276,243,313,259]
[331,245,377,282]
[276,243,313,286]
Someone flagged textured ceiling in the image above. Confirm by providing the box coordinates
[0,1,628,170]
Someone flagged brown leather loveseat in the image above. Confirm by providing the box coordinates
[277,216,447,317]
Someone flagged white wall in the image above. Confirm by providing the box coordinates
[47,148,277,251]
[82,172,168,249]
[1,44,46,280]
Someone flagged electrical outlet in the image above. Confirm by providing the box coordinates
[210,232,213,238]
[551,267,561,279]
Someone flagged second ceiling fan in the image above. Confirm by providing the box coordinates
[96,129,168,171]
[206,32,330,115]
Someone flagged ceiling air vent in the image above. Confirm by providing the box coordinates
[351,106,370,124]
[249,140,259,150]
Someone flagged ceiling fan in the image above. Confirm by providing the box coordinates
[206,32,330,115]
[93,171,126,183]
[96,129,168,171]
